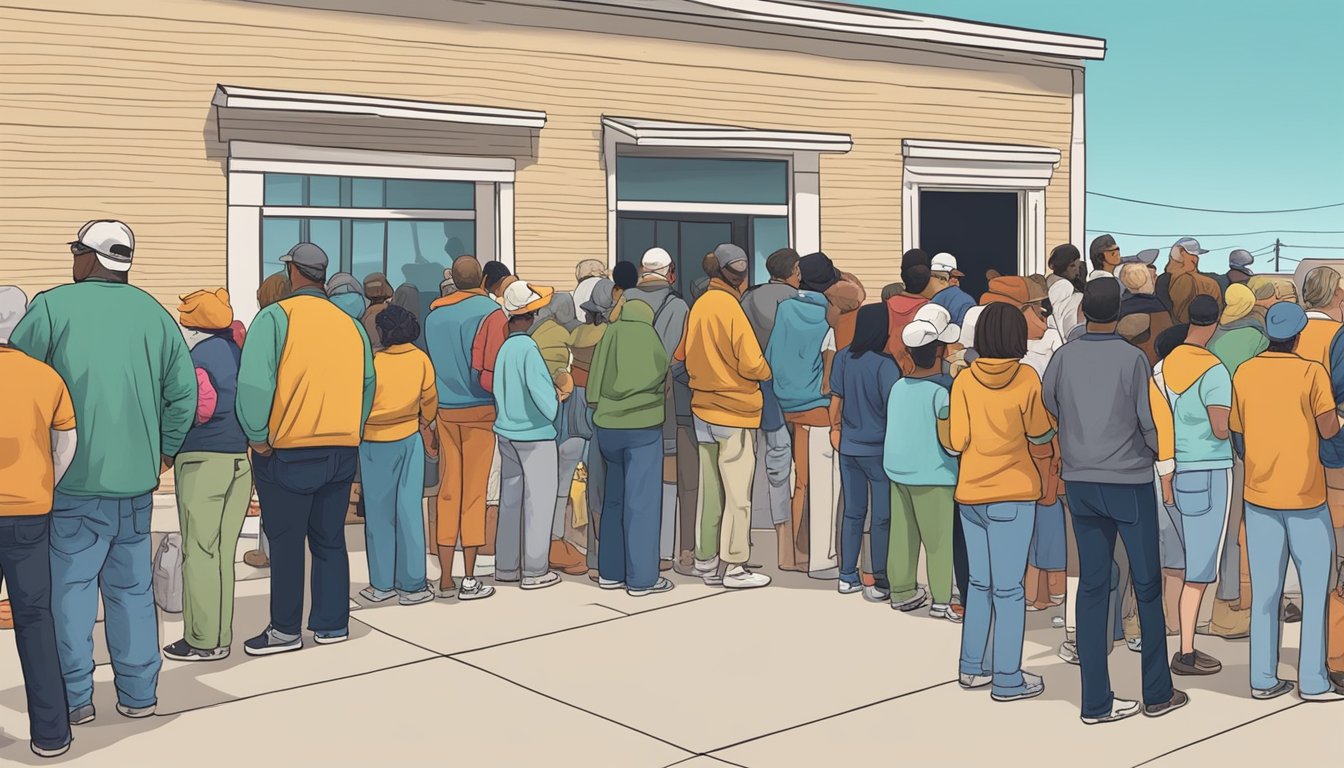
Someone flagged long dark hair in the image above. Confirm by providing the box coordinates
[849,303,890,359]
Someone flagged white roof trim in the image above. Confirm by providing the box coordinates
[604,116,852,153]
[903,139,1061,166]
[212,85,547,129]
[567,0,1105,60]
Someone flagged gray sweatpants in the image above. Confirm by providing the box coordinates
[497,437,558,580]
[751,426,793,527]
[553,437,587,540]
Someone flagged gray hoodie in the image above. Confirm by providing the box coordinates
[623,277,691,424]
[740,281,798,351]
[1041,331,1158,485]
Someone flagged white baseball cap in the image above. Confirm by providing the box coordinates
[70,220,135,272]
[931,252,964,277]
[502,280,554,316]
[902,303,961,347]
[641,247,673,273]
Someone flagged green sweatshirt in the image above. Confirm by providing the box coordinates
[586,300,669,430]
[11,279,196,498]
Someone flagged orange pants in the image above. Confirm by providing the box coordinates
[435,406,496,549]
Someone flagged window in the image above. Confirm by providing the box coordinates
[615,157,788,205]
[259,173,476,300]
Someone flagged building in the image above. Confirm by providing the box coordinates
[1,0,1105,319]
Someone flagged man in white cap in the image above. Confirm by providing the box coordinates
[0,286,78,757]
[1156,237,1208,313]
[11,221,197,724]
[493,280,563,590]
[929,253,975,326]
[622,247,693,572]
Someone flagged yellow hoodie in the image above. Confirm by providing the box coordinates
[674,278,771,428]
[948,358,1055,505]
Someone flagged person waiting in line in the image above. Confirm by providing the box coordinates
[1157,295,1233,677]
[1297,268,1344,617]
[361,271,395,347]
[1231,301,1344,702]
[423,257,500,601]
[886,249,933,375]
[1042,278,1185,724]
[357,304,440,607]
[327,272,368,321]
[771,251,841,579]
[164,288,253,663]
[493,281,564,591]
[12,220,197,723]
[529,292,587,577]
[623,248,694,574]
[929,252,974,326]
[674,244,772,589]
[1087,234,1122,282]
[573,278,618,580]
[882,304,961,620]
[587,296,674,596]
[473,261,517,556]
[945,302,1054,703]
[0,286,77,758]
[242,271,291,571]
[573,258,609,323]
[1116,263,1175,366]
[1047,243,1083,292]
[236,243,375,655]
[740,248,802,572]
[830,303,901,602]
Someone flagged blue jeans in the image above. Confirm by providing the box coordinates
[1028,500,1067,571]
[959,501,1035,697]
[252,447,357,637]
[1066,481,1173,718]
[597,427,662,590]
[49,492,160,710]
[839,454,890,588]
[0,515,70,749]
[1244,502,1334,695]
[359,434,428,594]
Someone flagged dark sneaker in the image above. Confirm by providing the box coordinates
[1282,602,1303,623]
[1252,680,1295,700]
[31,740,71,758]
[313,629,348,645]
[1171,651,1221,676]
[68,704,95,726]
[991,672,1045,702]
[1143,689,1189,718]
[163,638,229,662]
[243,626,303,656]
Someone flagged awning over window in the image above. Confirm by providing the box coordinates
[603,116,852,153]
[213,85,547,129]
[901,139,1060,188]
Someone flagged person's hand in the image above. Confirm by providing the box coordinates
[1160,474,1175,507]
[830,428,841,453]
[250,440,273,457]
[160,454,174,473]
[421,424,439,460]
[557,387,571,403]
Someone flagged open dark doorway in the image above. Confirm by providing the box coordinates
[919,191,1019,301]
[617,212,787,301]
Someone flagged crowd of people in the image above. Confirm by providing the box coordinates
[2,218,1343,758]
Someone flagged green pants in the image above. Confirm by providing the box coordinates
[888,483,955,604]
[695,442,724,562]
[174,451,252,649]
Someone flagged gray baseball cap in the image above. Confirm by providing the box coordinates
[280,242,329,270]
[1174,237,1209,256]
[714,243,748,271]
[1121,248,1160,266]
[1228,248,1255,275]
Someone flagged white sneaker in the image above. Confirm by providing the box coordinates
[458,577,496,601]
[991,672,1044,702]
[959,672,991,689]
[694,557,723,586]
[722,566,771,589]
[521,571,561,591]
[598,578,625,590]
[1081,697,1142,725]
[627,578,675,597]
[890,586,929,612]
[837,580,863,595]
[930,603,963,624]
[1301,686,1344,703]
[863,585,891,602]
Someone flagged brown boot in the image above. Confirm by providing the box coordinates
[243,550,270,569]
[549,539,587,576]
[1207,598,1250,639]
[481,505,499,556]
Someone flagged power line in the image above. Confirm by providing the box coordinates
[1087,192,1344,214]
[1087,227,1344,238]
[1282,243,1344,251]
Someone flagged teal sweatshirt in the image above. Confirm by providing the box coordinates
[493,331,560,441]
[766,291,832,413]
[11,279,197,497]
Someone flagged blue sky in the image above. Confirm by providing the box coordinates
[848,0,1344,272]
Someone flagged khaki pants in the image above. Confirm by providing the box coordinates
[694,417,755,566]
[787,409,838,575]
[435,406,496,548]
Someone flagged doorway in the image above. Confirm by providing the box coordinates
[918,191,1019,301]
[617,213,787,300]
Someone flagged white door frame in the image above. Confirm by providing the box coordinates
[900,140,1060,276]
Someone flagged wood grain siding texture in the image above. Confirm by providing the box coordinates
[0,0,1075,306]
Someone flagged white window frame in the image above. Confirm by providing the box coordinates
[226,142,516,324]
[603,118,851,265]
[900,140,1061,277]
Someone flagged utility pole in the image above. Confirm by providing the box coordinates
[1274,238,1281,272]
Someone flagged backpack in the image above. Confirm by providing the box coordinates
[152,533,184,613]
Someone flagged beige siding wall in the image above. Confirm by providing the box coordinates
[0,0,1075,307]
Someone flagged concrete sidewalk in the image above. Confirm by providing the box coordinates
[0,515,1331,766]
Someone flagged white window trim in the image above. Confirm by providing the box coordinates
[227,144,515,324]
[603,118,849,265]
[900,139,1060,276]
[214,85,548,129]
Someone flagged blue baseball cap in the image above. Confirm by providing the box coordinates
[1265,302,1308,342]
